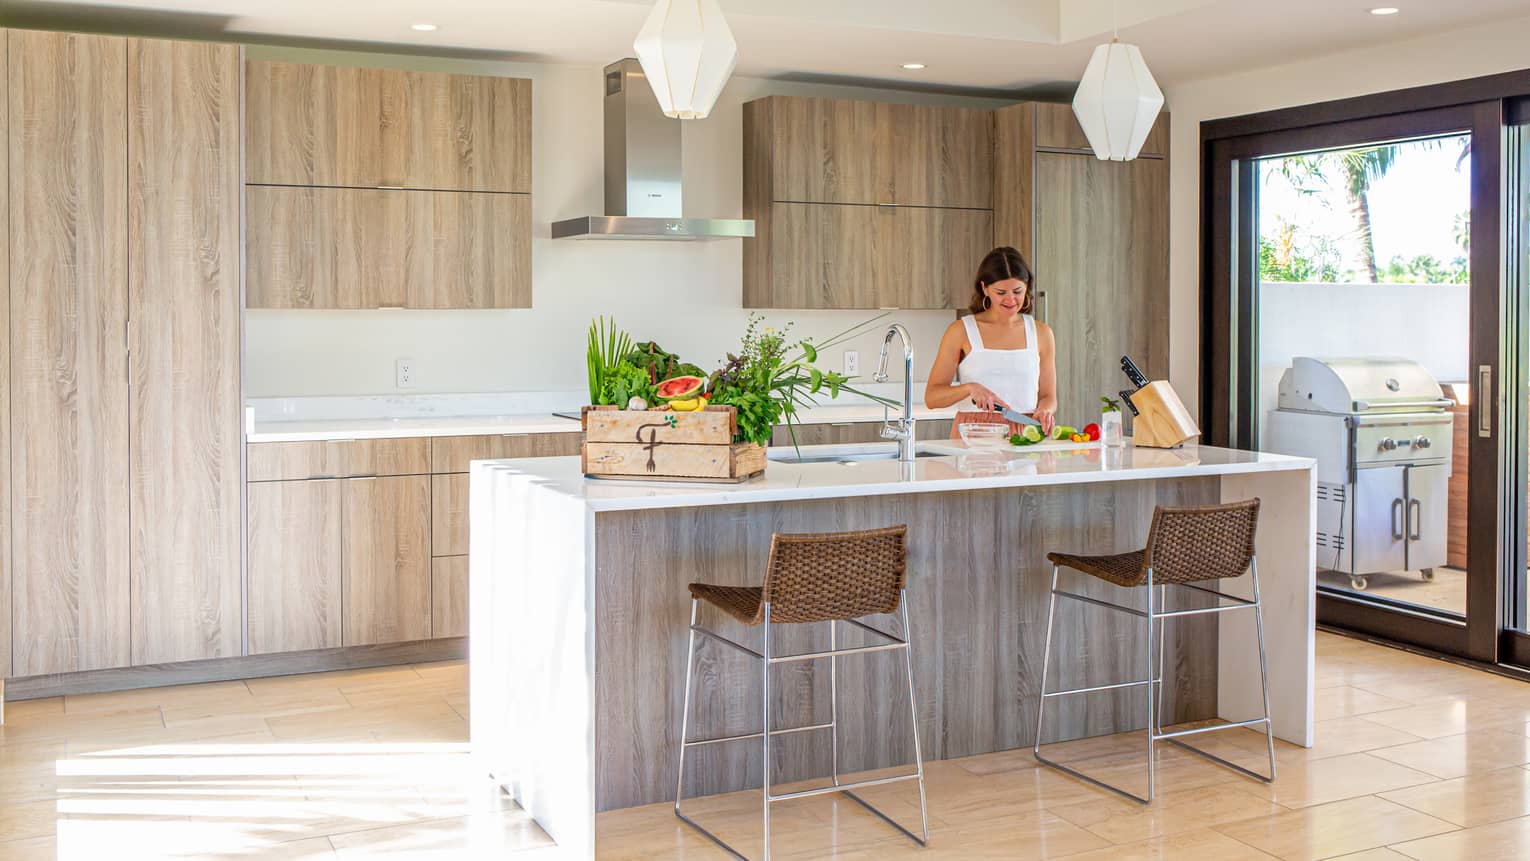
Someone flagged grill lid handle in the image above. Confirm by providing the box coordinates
[1352,397,1454,411]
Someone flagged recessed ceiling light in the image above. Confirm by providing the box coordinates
[1369,7,1399,15]
[411,23,438,31]
[901,63,926,70]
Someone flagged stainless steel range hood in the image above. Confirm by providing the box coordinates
[552,59,754,241]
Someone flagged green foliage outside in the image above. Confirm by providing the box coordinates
[1260,140,1470,285]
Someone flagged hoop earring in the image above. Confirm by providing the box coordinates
[982,295,992,310]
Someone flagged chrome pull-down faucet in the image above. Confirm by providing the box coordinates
[872,323,916,462]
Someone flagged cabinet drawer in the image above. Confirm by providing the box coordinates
[247,437,431,482]
[432,556,468,639]
[430,431,583,474]
[432,473,469,556]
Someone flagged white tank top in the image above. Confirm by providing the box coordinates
[957,314,1041,413]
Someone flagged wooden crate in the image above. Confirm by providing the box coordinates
[581,405,766,481]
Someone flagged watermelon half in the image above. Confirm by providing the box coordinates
[655,375,705,401]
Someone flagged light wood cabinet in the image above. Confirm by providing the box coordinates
[246,186,530,309]
[246,437,431,482]
[743,95,994,310]
[432,556,469,639]
[8,30,132,676]
[342,476,432,646]
[756,96,991,208]
[993,102,1036,261]
[756,202,990,310]
[127,37,244,666]
[432,474,470,557]
[1033,151,1169,428]
[429,432,583,473]
[247,473,432,652]
[247,480,344,655]
[0,27,10,681]
[245,60,531,193]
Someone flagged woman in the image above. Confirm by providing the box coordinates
[925,246,1058,436]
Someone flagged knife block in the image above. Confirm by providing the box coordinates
[1130,381,1200,448]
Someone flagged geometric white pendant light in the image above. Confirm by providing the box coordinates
[633,0,739,120]
[1071,38,1164,161]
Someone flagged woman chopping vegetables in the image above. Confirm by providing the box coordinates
[924,246,1058,437]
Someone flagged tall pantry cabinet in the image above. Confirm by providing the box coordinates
[4,30,243,677]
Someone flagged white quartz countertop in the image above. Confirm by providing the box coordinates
[473,441,1314,512]
[246,403,956,443]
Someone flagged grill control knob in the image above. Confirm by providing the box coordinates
[1379,437,1398,451]
[1415,435,1432,449]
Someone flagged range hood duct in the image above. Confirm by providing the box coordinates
[552,59,754,241]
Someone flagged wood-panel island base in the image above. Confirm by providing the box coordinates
[469,445,1316,857]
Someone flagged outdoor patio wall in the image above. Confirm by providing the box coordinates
[1256,282,1469,442]
[1164,12,1530,418]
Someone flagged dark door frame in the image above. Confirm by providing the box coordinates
[1200,71,1530,664]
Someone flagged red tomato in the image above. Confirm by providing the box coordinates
[1082,422,1101,441]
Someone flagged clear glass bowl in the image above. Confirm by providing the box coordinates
[958,422,1010,449]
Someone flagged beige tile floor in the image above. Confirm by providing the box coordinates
[2,632,1530,858]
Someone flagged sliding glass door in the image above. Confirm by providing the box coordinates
[1203,100,1508,662]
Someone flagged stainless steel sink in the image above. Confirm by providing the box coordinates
[767,447,947,465]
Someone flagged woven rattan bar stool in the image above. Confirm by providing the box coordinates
[1033,499,1276,804]
[673,525,928,861]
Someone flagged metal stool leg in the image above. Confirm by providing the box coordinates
[1155,584,1168,735]
[761,603,772,861]
[1033,565,1159,804]
[674,599,699,815]
[829,620,839,787]
[1033,565,1060,761]
[1144,569,1157,802]
[901,590,931,843]
[1158,561,1277,785]
[837,590,930,846]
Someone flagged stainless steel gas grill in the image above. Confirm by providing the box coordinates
[1265,357,1455,591]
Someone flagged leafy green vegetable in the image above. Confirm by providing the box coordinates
[587,317,633,406]
[598,362,656,407]
[1101,395,1122,413]
[626,341,705,386]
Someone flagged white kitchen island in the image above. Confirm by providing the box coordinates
[469,441,1316,857]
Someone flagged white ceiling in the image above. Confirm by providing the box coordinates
[11,0,1530,92]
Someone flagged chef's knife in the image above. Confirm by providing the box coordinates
[1119,389,1141,416]
[1000,406,1041,427]
[1121,355,1150,391]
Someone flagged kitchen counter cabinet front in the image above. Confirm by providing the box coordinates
[469,445,1316,857]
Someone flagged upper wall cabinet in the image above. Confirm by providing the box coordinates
[743,95,994,310]
[759,96,992,209]
[244,60,534,309]
[246,186,530,309]
[245,60,532,193]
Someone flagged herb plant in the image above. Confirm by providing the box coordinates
[708,313,896,446]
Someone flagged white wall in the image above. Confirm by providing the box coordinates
[1163,12,1530,416]
[243,47,1011,398]
[1256,282,1469,441]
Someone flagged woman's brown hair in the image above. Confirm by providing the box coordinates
[968,246,1035,316]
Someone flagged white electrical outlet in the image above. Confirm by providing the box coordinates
[843,350,859,376]
[395,358,416,389]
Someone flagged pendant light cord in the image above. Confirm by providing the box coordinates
[1112,0,1119,42]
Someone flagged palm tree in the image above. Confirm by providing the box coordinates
[1332,146,1397,282]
